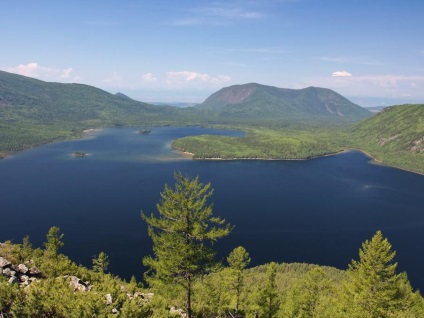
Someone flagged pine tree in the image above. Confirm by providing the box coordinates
[283,267,337,318]
[227,246,251,313]
[92,251,109,273]
[257,262,280,318]
[44,226,64,258]
[142,172,232,318]
[343,230,414,318]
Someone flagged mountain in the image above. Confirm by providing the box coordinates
[350,104,424,173]
[196,83,371,122]
[0,71,183,157]
[0,70,181,125]
[351,104,424,153]
[114,92,133,100]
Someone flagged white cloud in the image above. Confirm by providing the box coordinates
[332,71,353,77]
[172,2,264,26]
[142,72,157,82]
[6,63,79,81]
[7,62,40,77]
[166,71,231,84]
[102,72,122,83]
[301,73,424,102]
[61,68,73,78]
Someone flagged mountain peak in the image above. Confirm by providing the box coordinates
[196,83,371,122]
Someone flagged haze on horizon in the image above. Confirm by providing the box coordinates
[1,0,423,107]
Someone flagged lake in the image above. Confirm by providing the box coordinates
[1,127,424,289]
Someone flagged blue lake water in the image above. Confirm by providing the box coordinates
[1,127,424,289]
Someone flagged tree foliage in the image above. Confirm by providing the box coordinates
[44,226,64,258]
[256,262,281,318]
[142,172,232,318]
[343,230,416,317]
[92,251,110,274]
[227,246,251,313]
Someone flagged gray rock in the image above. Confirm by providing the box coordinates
[69,276,91,292]
[0,257,11,268]
[112,308,118,314]
[8,276,19,284]
[20,275,30,283]
[29,267,41,276]
[106,293,113,305]
[3,268,11,277]
[18,264,29,274]
[170,306,187,318]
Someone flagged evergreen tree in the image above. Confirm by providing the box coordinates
[227,246,251,313]
[142,172,232,318]
[92,251,109,273]
[44,226,64,258]
[20,235,33,262]
[257,262,280,318]
[283,267,337,318]
[343,230,414,318]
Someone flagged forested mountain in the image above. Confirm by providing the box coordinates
[1,71,422,175]
[0,71,189,158]
[0,70,180,125]
[350,104,424,173]
[196,83,371,122]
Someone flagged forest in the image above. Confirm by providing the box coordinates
[1,70,423,174]
[172,105,424,174]
[1,173,423,318]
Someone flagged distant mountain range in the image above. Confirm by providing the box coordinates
[196,83,371,121]
[9,70,424,163]
[365,106,387,113]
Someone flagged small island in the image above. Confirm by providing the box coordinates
[137,129,151,135]
[72,151,88,158]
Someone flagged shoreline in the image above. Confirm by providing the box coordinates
[174,146,424,176]
[1,126,423,176]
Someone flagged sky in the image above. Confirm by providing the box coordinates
[1,0,424,107]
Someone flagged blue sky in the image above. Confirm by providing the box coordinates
[1,0,424,106]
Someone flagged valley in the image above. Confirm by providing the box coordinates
[1,71,423,175]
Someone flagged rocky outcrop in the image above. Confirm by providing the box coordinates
[66,275,92,292]
[170,306,187,318]
[0,256,42,287]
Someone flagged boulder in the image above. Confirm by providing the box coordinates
[19,275,30,283]
[18,264,29,274]
[2,268,11,277]
[69,276,91,292]
[106,293,113,305]
[170,306,186,318]
[29,266,41,276]
[0,257,11,268]
[8,276,19,284]
[141,292,154,301]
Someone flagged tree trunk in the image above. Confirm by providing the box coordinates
[186,274,192,318]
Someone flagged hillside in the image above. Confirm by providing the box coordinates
[0,71,185,157]
[196,83,371,122]
[349,104,424,173]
